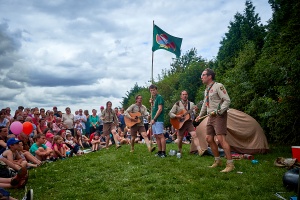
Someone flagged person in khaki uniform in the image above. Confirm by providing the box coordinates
[169,90,206,156]
[124,95,155,153]
[196,68,234,173]
[100,101,121,149]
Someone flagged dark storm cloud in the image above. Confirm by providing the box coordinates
[0,89,21,101]
[31,0,126,19]
[25,67,99,87]
[0,77,25,89]
[0,20,23,69]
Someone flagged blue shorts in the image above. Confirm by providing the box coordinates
[152,122,164,134]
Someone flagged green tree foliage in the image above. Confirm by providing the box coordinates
[121,83,142,108]
[217,1,266,72]
[219,42,257,111]
[249,0,300,143]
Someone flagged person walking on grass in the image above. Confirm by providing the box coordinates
[100,101,121,150]
[124,94,155,153]
[196,68,234,173]
[149,84,166,158]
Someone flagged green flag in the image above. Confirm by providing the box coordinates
[152,24,182,58]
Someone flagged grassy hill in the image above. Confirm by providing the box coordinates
[9,143,297,200]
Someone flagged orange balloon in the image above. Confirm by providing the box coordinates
[22,122,33,135]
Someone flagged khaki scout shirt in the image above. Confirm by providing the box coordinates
[101,108,118,125]
[199,82,230,117]
[169,101,196,121]
[124,104,148,126]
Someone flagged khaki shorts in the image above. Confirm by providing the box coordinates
[103,123,116,136]
[178,120,195,137]
[206,111,227,136]
[130,125,146,137]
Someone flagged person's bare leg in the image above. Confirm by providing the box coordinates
[141,132,155,152]
[190,131,205,156]
[130,136,136,152]
[177,135,183,153]
[217,135,235,173]
[207,135,222,168]
[155,135,161,151]
[0,157,21,171]
[105,135,110,149]
[23,151,42,165]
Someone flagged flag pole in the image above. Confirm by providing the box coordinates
[151,20,154,84]
[149,20,154,146]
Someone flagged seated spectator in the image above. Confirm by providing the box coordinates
[47,110,56,123]
[29,134,53,161]
[52,117,63,135]
[64,131,81,155]
[38,118,48,134]
[164,129,173,144]
[75,129,90,149]
[0,171,28,189]
[0,126,8,155]
[32,111,42,133]
[39,108,46,119]
[1,138,27,169]
[74,119,83,135]
[5,107,14,123]
[17,132,31,152]
[52,135,66,159]
[17,141,42,168]
[89,130,106,146]
[0,157,28,189]
[45,132,54,150]
[91,133,101,152]
[124,126,131,140]
[0,110,10,128]
[116,127,130,145]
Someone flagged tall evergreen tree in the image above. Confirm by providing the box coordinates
[250,0,300,143]
[217,1,266,72]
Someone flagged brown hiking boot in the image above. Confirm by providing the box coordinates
[11,166,28,188]
[209,159,222,168]
[220,163,235,173]
[198,149,206,156]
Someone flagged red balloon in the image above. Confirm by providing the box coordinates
[22,122,33,135]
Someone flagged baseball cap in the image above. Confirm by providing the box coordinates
[7,138,20,147]
[66,130,71,135]
[46,133,54,138]
[100,106,104,109]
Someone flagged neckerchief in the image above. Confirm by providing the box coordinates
[206,82,215,107]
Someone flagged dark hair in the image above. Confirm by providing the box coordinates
[135,94,142,100]
[35,134,45,139]
[204,68,215,80]
[149,84,157,90]
[106,101,112,106]
[0,126,6,133]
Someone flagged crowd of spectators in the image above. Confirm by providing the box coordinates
[0,105,188,199]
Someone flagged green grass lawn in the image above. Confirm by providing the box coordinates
[9,143,297,200]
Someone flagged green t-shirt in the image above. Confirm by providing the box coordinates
[29,143,47,156]
[151,94,164,122]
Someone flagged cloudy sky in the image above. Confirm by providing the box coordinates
[0,0,272,114]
